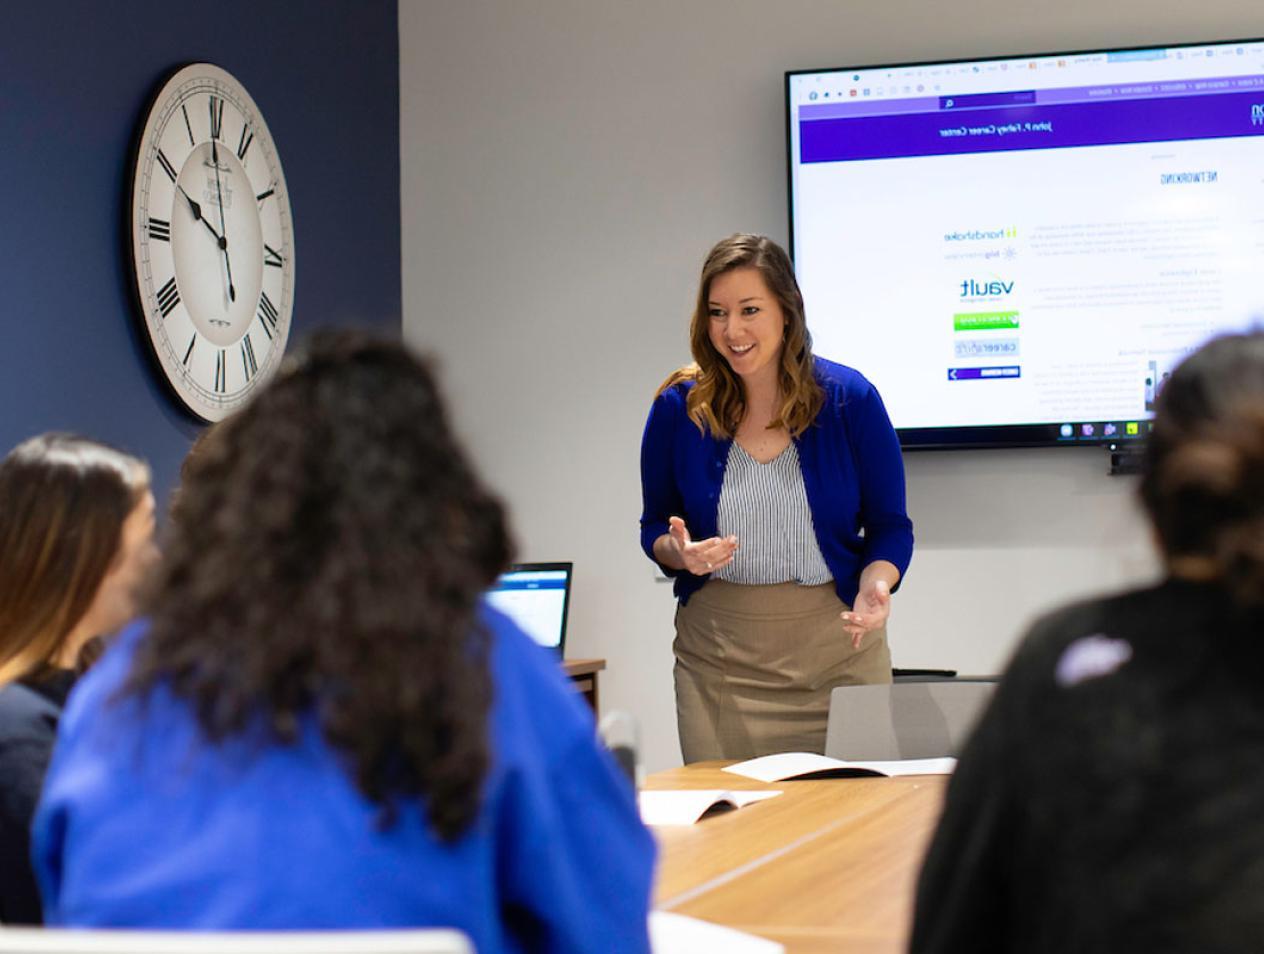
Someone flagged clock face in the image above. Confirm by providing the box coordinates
[130,63,294,421]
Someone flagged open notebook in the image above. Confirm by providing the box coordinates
[639,789,781,826]
[723,752,956,783]
[650,912,784,953]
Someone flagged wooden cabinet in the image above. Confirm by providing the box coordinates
[562,658,605,712]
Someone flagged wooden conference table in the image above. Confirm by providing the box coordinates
[646,762,948,954]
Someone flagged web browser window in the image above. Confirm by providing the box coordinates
[788,40,1264,446]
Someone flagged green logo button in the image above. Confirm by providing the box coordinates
[953,311,1020,331]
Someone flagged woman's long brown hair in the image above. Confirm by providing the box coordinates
[659,234,824,438]
[0,434,149,685]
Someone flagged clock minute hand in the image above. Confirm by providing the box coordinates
[210,141,236,303]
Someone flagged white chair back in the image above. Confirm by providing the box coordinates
[0,928,474,954]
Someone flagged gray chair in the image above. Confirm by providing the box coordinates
[824,679,998,760]
[0,929,474,954]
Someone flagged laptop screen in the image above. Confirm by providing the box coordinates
[486,562,572,654]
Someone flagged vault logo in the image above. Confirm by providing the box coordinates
[960,278,1014,297]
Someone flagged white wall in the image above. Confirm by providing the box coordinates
[399,0,1250,772]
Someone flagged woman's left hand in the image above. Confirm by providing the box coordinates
[840,578,891,649]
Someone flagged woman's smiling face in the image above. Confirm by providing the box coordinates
[706,267,786,387]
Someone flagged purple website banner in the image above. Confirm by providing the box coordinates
[800,89,1264,163]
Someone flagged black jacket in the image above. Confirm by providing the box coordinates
[912,579,1264,954]
[0,670,74,924]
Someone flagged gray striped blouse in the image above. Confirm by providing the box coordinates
[713,441,833,586]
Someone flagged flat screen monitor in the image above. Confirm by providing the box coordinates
[486,562,572,655]
[787,38,1264,449]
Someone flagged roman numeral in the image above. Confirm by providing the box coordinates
[236,125,254,162]
[147,217,170,242]
[257,291,279,339]
[182,334,196,367]
[263,244,284,268]
[256,186,275,204]
[214,349,226,393]
[156,149,177,182]
[241,334,258,381]
[208,95,224,140]
[156,277,180,318]
[181,104,195,146]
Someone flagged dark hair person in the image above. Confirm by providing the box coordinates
[641,234,913,761]
[912,330,1264,953]
[0,434,155,924]
[32,333,655,951]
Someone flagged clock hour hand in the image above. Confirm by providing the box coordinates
[210,141,236,303]
[176,185,225,244]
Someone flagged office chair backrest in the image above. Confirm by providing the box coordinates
[0,928,474,954]
[824,680,998,761]
[598,709,642,789]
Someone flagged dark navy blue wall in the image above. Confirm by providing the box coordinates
[1,1,400,501]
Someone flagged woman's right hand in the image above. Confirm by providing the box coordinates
[663,516,738,575]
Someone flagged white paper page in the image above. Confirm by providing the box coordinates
[639,789,782,826]
[650,911,785,954]
[837,757,957,777]
[723,752,957,782]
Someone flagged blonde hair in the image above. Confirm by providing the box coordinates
[659,234,823,438]
[0,434,149,685]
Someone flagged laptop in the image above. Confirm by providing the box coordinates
[486,562,573,655]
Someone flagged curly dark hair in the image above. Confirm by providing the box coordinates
[128,331,513,839]
[1140,330,1264,608]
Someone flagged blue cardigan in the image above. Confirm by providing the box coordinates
[640,357,913,607]
[33,608,655,953]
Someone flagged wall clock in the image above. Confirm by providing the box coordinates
[129,63,295,421]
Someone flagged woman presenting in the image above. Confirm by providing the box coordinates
[640,234,913,762]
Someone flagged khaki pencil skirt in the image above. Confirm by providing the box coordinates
[673,579,892,763]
